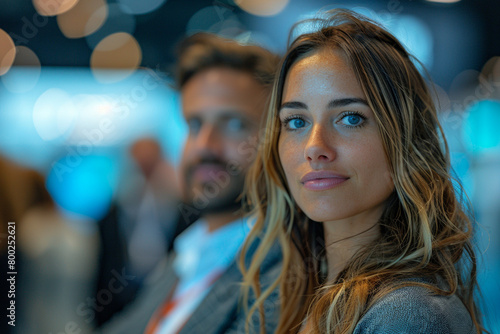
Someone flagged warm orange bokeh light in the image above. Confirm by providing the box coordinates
[33,0,80,16]
[481,57,500,81]
[90,32,142,83]
[235,0,289,16]
[1,46,41,93]
[0,29,16,76]
[57,0,107,38]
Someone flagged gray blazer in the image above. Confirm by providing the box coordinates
[98,244,281,334]
[353,278,476,334]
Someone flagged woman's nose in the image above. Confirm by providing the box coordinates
[304,125,336,163]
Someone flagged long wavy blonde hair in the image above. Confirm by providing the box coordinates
[239,9,484,334]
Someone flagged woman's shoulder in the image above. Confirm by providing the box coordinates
[353,277,476,334]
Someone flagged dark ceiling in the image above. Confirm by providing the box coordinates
[1,0,500,89]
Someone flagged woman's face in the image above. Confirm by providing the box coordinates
[278,49,394,225]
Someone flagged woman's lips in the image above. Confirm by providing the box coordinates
[300,171,349,191]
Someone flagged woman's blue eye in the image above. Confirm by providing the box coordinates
[289,118,305,129]
[340,113,364,127]
[347,115,361,125]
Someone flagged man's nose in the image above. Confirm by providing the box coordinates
[195,123,222,155]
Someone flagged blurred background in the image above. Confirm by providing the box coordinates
[0,0,499,333]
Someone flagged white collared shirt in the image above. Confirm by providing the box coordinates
[153,217,250,334]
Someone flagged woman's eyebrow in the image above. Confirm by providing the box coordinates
[327,97,368,109]
[279,98,368,115]
[279,101,307,114]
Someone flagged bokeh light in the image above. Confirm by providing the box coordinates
[118,0,167,15]
[388,15,434,69]
[66,93,119,144]
[33,88,78,141]
[186,6,243,36]
[0,29,16,76]
[425,0,461,3]
[432,83,451,113]
[492,58,500,83]
[90,32,142,83]
[46,155,117,221]
[85,3,136,49]
[481,56,500,85]
[449,69,480,101]
[463,100,500,153]
[56,0,108,38]
[1,46,41,93]
[350,7,434,69]
[33,0,79,16]
[236,0,289,16]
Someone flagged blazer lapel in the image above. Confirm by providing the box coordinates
[177,240,282,334]
[179,261,242,334]
[138,254,179,332]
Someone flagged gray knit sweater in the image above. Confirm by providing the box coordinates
[353,280,475,334]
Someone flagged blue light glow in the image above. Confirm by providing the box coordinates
[463,100,500,153]
[46,155,117,221]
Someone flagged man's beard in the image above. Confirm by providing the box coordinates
[183,157,245,215]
